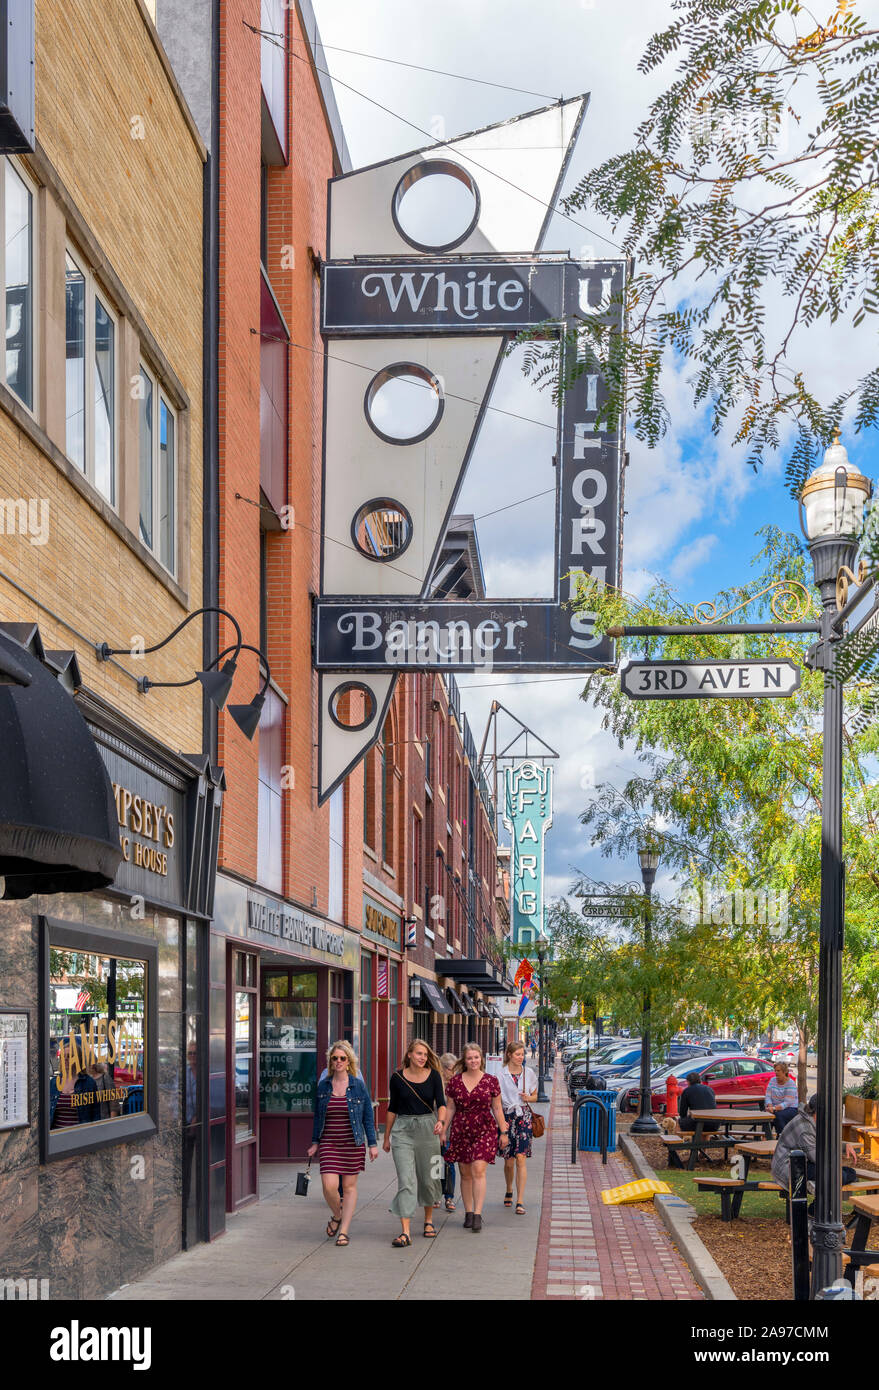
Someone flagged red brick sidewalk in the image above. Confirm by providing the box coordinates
[531,1071,705,1301]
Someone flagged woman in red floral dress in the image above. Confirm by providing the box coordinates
[443,1042,509,1233]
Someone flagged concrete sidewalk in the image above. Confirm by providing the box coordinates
[110,1099,550,1302]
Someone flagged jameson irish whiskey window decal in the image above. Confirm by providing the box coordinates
[40,919,158,1160]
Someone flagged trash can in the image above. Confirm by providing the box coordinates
[576,1089,618,1152]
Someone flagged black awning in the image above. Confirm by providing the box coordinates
[460,993,478,1016]
[445,988,466,1014]
[419,978,452,1014]
[0,627,123,899]
[437,956,516,995]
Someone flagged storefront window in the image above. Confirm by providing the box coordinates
[360,951,374,1094]
[42,920,157,1160]
[260,969,318,1114]
[234,991,254,1139]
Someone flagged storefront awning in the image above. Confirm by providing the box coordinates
[417,978,452,1014]
[460,992,478,1016]
[0,625,123,899]
[445,988,466,1014]
[437,956,516,995]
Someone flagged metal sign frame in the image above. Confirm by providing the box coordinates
[314,96,627,801]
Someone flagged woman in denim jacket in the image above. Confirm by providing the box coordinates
[307,1041,378,1246]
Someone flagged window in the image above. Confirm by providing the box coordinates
[328,784,344,922]
[702,1060,737,1083]
[257,685,285,894]
[364,748,376,850]
[260,969,318,1115]
[412,810,423,905]
[381,721,395,870]
[4,158,34,410]
[65,248,117,504]
[736,1058,768,1077]
[42,919,157,1162]
[138,362,176,573]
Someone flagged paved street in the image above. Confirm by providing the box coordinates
[111,1068,703,1302]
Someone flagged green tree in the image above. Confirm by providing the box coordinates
[555,0,879,482]
[573,527,879,1095]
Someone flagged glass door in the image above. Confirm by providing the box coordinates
[227,948,258,1210]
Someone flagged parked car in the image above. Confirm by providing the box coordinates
[847,1052,878,1076]
[617,1053,776,1114]
[569,1044,711,1098]
[708,1038,742,1053]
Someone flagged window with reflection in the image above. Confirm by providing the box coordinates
[260,969,318,1114]
[48,947,146,1130]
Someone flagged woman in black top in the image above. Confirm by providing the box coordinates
[383,1039,447,1247]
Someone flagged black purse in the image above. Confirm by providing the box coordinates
[295,1159,311,1197]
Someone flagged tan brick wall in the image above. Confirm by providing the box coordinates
[0,0,206,754]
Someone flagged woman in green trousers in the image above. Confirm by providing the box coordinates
[384,1039,447,1247]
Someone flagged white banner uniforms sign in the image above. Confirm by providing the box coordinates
[315,96,627,801]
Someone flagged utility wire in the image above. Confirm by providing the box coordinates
[245,21,623,253]
[255,24,559,101]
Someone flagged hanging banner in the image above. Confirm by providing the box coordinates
[313,95,627,801]
[502,762,553,947]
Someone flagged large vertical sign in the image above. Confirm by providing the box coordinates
[502,762,553,947]
[315,97,626,801]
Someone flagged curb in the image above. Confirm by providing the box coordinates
[619,1132,737,1302]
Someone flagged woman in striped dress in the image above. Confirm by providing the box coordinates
[307,1041,378,1246]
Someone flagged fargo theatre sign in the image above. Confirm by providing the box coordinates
[313,97,627,800]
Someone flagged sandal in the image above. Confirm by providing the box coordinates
[335,1232,350,1246]
[391,1233,412,1247]
[515,1203,526,1216]
[326,1216,342,1238]
[504,1191,513,1208]
[444,1197,456,1213]
[423,1222,437,1238]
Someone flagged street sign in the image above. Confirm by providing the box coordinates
[844,585,879,640]
[580,899,638,919]
[621,659,801,700]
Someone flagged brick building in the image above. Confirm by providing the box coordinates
[156,0,510,1221]
[0,0,217,1299]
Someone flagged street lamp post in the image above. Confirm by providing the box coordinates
[631,843,661,1136]
[535,941,549,1103]
[800,436,872,1293]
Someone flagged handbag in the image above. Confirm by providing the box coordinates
[295,1159,311,1196]
[530,1110,545,1139]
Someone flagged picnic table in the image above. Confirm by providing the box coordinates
[663,1108,775,1171]
[844,1193,879,1288]
[714,1093,767,1109]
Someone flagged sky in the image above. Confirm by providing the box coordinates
[310,0,879,903]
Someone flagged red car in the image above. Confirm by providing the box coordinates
[619,1054,775,1114]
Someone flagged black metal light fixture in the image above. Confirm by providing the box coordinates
[97,606,244,711]
[133,641,271,743]
[798,434,872,1294]
[631,838,662,1136]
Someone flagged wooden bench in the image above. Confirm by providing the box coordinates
[694,1175,879,1222]
[660,1133,747,1168]
[693,1175,784,1221]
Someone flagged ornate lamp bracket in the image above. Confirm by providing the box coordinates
[835,559,871,612]
[692,580,816,626]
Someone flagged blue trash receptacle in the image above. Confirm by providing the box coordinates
[576,1090,618,1152]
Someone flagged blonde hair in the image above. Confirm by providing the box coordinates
[504,1039,527,1065]
[401,1037,441,1073]
[454,1041,485,1074]
[326,1039,358,1077]
[439,1052,457,1074]
[774,1059,790,1077]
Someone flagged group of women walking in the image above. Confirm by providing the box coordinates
[307,1037,540,1246]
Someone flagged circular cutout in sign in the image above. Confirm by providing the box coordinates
[392,158,480,253]
[364,362,444,445]
[328,682,377,732]
[351,498,413,562]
